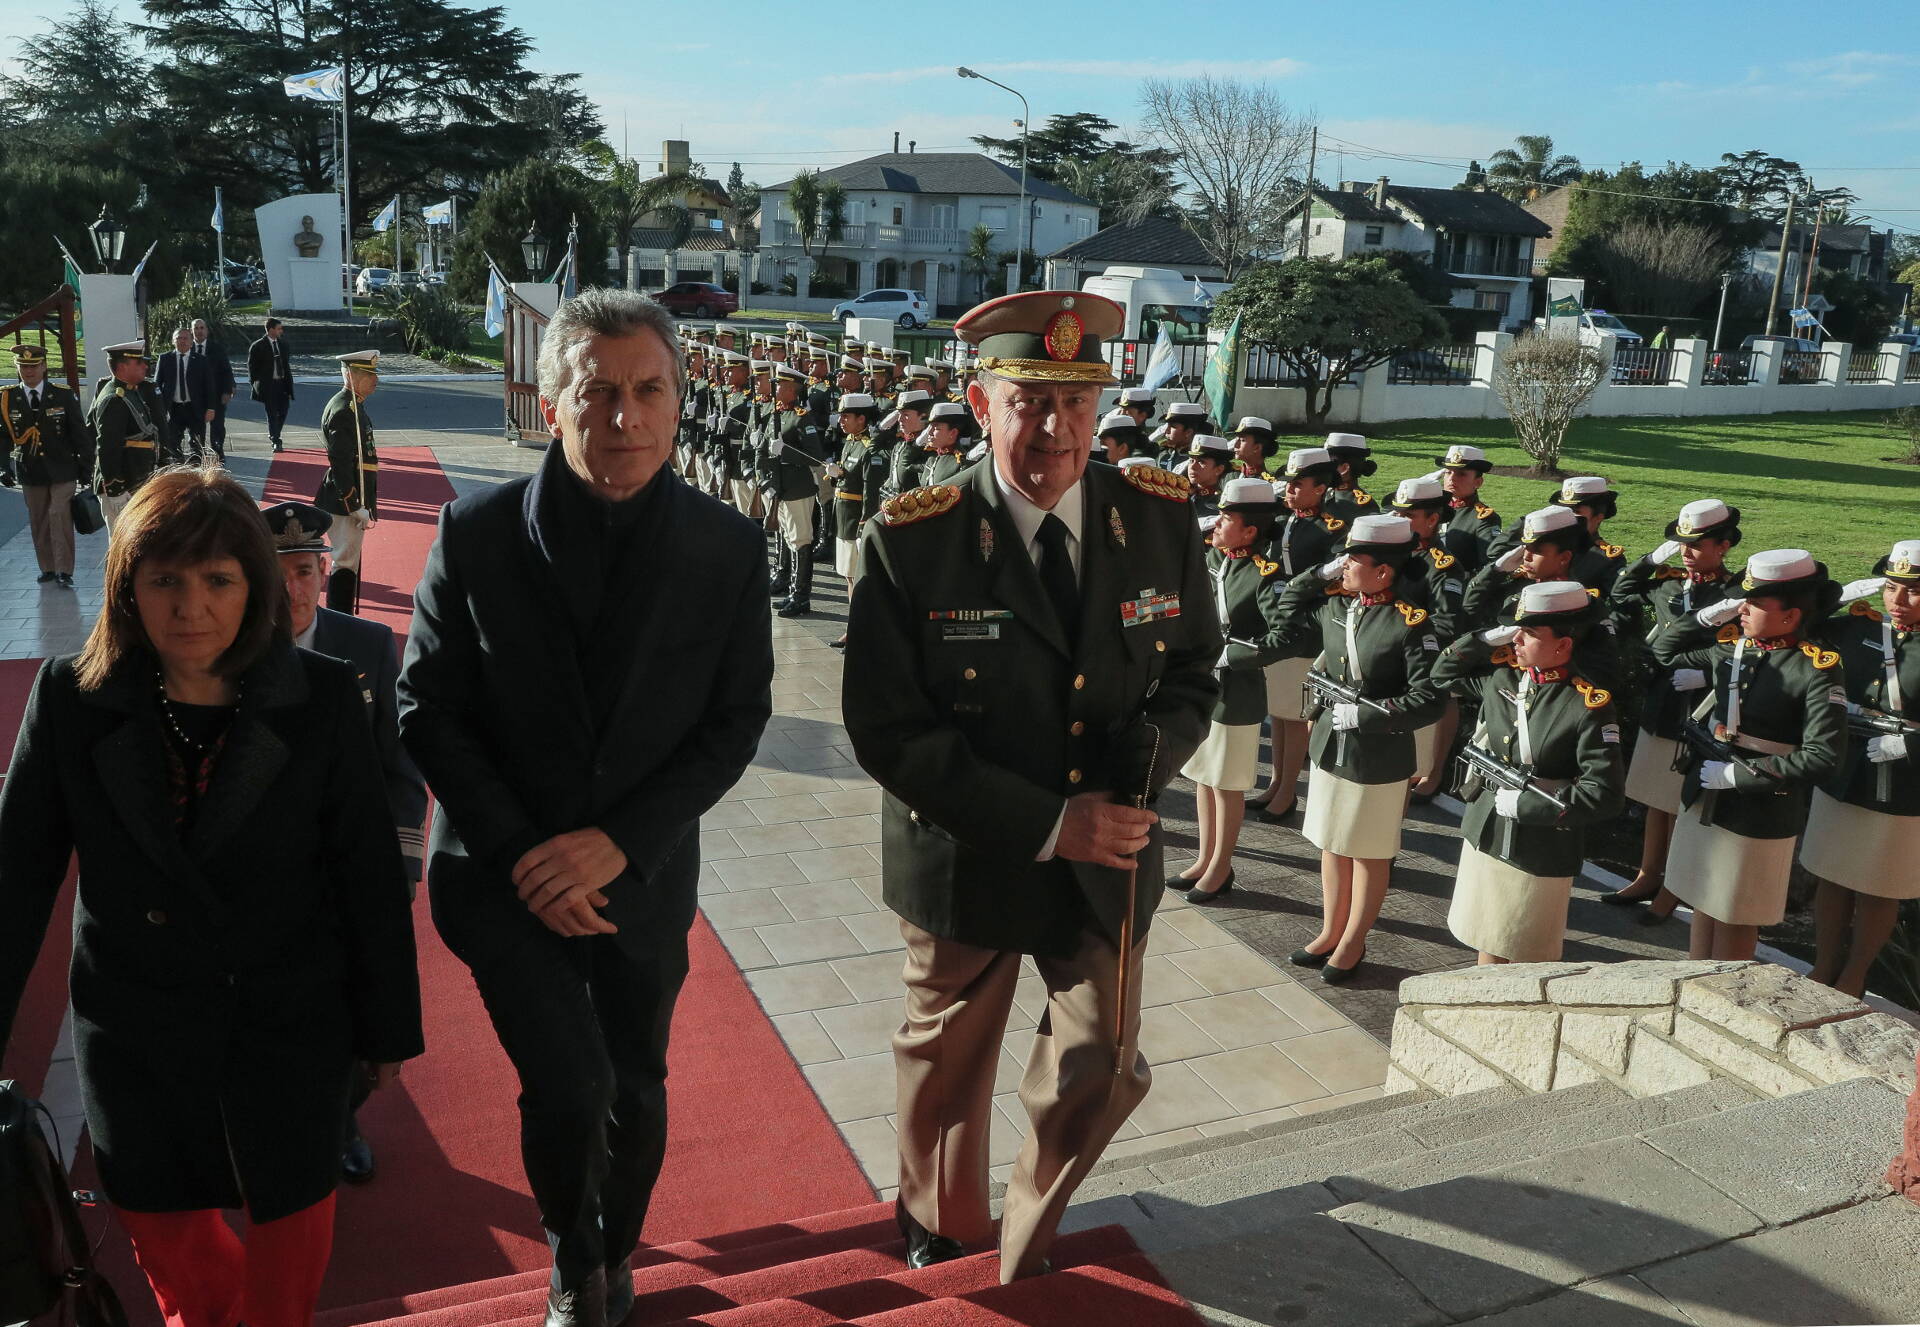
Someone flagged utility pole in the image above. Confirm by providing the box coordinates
[1712,272,1731,351]
[1298,125,1318,259]
[1763,194,1795,337]
[1800,205,1825,309]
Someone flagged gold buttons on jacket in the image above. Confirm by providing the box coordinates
[1068,769,1083,784]
[1073,674,1086,690]
[963,668,977,680]
[1070,721,1085,736]
[1156,640,1167,653]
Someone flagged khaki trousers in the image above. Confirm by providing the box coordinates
[893,917,1150,1283]
[23,481,76,575]
[331,516,367,574]
[100,491,130,539]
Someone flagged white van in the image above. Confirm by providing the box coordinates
[1080,266,1233,343]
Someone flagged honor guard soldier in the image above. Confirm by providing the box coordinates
[882,388,934,503]
[1650,550,1848,961]
[1114,385,1155,432]
[1437,444,1502,555]
[1803,543,1920,995]
[1548,475,1628,594]
[1229,416,1278,479]
[842,289,1219,1284]
[707,349,749,500]
[920,403,974,486]
[1433,581,1626,963]
[1185,434,1233,522]
[1323,433,1379,519]
[826,391,881,648]
[1463,506,1620,688]
[89,340,165,535]
[765,365,830,619]
[1095,410,1146,465]
[927,356,956,402]
[1392,474,1473,797]
[730,358,770,517]
[679,341,711,479]
[3,344,95,586]
[1247,447,1348,822]
[1269,515,1443,983]
[865,356,898,416]
[1605,498,1742,915]
[315,350,382,613]
[1155,401,1209,470]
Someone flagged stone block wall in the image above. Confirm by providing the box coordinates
[1387,960,1920,1104]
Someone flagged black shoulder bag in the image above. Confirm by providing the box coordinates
[0,1081,127,1326]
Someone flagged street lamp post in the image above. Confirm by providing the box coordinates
[520,225,550,278]
[88,205,128,273]
[957,67,1029,294]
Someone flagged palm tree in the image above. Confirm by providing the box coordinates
[1485,134,1582,202]
[963,224,997,301]
[814,179,847,276]
[583,141,700,288]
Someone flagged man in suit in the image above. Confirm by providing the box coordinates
[190,318,237,458]
[248,318,296,452]
[154,327,215,462]
[843,290,1220,1284]
[264,499,428,1184]
[399,288,773,1327]
[1,343,95,586]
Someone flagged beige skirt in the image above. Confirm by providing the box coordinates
[1449,840,1572,962]
[1183,721,1260,791]
[835,536,862,579]
[1264,656,1314,720]
[1800,789,1920,898]
[1303,763,1408,860]
[1625,733,1685,814]
[1665,812,1796,925]
[1412,722,1439,776]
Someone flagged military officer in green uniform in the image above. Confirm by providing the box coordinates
[88,340,165,536]
[1154,400,1208,470]
[1323,432,1379,520]
[920,402,974,486]
[881,388,935,504]
[763,365,830,620]
[1803,543,1920,995]
[1650,549,1848,961]
[827,391,881,649]
[1185,434,1232,523]
[1436,444,1502,556]
[1095,410,1147,465]
[1550,475,1629,595]
[3,344,95,585]
[314,350,382,613]
[1432,581,1626,963]
[843,289,1218,1284]
[1392,474,1475,798]
[1463,506,1621,689]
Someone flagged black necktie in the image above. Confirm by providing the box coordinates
[1036,513,1079,641]
[26,390,37,411]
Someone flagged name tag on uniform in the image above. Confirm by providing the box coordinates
[1121,591,1181,627]
[941,623,1001,641]
[931,609,1012,642]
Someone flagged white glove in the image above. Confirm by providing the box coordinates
[1841,577,1888,604]
[348,508,372,529]
[826,462,845,479]
[1493,788,1522,818]
[1695,598,1744,628]
[769,438,785,456]
[1479,624,1521,647]
[1649,540,1682,565]
[1420,470,1445,484]
[1331,703,1361,731]
[1494,545,1525,573]
[1198,514,1220,534]
[1698,760,1737,790]
[1318,554,1349,581]
[1869,734,1909,764]
[1670,668,1708,692]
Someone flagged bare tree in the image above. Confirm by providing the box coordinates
[1137,77,1313,278]
[1587,219,1729,316]
[1494,333,1608,475]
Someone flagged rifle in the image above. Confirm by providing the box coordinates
[1673,715,1767,824]
[1456,744,1571,859]
[1302,670,1395,765]
[1849,708,1920,803]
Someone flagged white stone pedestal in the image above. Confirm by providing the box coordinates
[255,193,344,312]
[284,257,338,311]
[76,275,139,355]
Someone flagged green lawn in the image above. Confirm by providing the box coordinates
[1265,411,1920,576]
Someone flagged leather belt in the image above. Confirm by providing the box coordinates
[123,439,155,449]
[1731,733,1796,757]
[835,490,861,501]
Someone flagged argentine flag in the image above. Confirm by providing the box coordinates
[372,196,397,232]
[283,67,345,102]
[1141,324,1180,392]
[423,200,453,225]
[484,263,507,338]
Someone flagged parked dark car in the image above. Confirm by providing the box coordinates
[651,282,737,318]
[1741,334,1825,383]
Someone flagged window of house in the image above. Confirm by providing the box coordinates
[1364,225,1384,245]
[1473,290,1512,314]
[892,206,903,225]
[979,205,1008,230]
[1075,215,1094,239]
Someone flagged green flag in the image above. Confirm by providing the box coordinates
[1204,311,1242,427]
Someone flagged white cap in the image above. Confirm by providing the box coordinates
[715,348,748,364]
[1325,432,1368,452]
[1283,447,1335,476]
[1557,475,1612,502]
[925,355,951,369]
[774,363,807,382]
[748,358,771,372]
[1348,514,1414,545]
[1521,506,1581,542]
[337,349,380,374]
[837,392,877,411]
[904,366,935,380]
[1117,455,1158,472]
[1098,410,1140,434]
[928,401,968,422]
[1220,477,1279,508]
[1165,401,1208,420]
[897,389,934,409]
[1233,416,1274,434]
[1516,580,1593,617]
[1745,548,1817,585]
[785,321,805,333]
[1674,498,1732,536]
[1441,444,1488,467]
[839,355,862,371]
[1188,434,1233,456]
[1118,386,1156,405]
[1393,476,1446,506]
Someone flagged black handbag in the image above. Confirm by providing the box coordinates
[69,488,104,537]
[0,1081,128,1327]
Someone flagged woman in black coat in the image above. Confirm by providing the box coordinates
[0,467,422,1327]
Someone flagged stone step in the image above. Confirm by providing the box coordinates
[1080,1087,1436,1182]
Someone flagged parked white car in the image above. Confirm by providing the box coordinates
[832,288,931,328]
[355,267,395,296]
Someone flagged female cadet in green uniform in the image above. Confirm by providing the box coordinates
[827,391,880,649]
[1247,448,1347,823]
[1171,478,1289,902]
[1323,432,1379,521]
[1390,474,1471,799]
[1437,444,1502,559]
[919,403,974,487]
[1603,498,1742,918]
[882,389,935,505]
[1803,541,1920,996]
[1229,416,1278,480]
[1463,506,1621,690]
[1096,410,1146,466]
[1550,475,1630,596]
[1185,434,1231,524]
[1433,581,1626,963]
[1651,550,1849,961]
[1271,514,1444,982]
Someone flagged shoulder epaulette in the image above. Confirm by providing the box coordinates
[1122,463,1189,502]
[1324,515,1345,532]
[1573,677,1611,709]
[1716,623,1741,644]
[1587,587,1601,598]
[1800,642,1840,670]
[879,484,962,527]
[1254,555,1281,577]
[1429,549,1456,570]
[1600,541,1624,559]
[1851,600,1885,621]
[1353,488,1372,503]
[1656,567,1686,581]
[115,386,126,397]
[1491,645,1517,668]
[1474,503,1495,519]
[1396,602,1428,627]
[1325,585,1355,598]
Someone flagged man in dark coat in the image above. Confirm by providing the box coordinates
[89,340,167,533]
[247,317,296,452]
[190,318,237,458]
[2,343,95,586]
[154,327,217,462]
[314,350,382,613]
[843,290,1219,1283]
[399,288,772,1326]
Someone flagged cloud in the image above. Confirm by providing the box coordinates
[1631,50,1916,102]
[828,57,1306,86]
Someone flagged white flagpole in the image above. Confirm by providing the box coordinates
[342,81,354,315]
[215,187,226,298]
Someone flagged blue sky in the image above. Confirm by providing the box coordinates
[6,0,1917,232]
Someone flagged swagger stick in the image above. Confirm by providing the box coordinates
[1115,722,1162,1075]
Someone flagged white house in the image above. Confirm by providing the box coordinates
[755,152,1100,311]
[1279,179,1551,330]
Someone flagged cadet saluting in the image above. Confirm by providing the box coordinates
[843,290,1218,1284]
[1651,550,1848,961]
[314,350,382,614]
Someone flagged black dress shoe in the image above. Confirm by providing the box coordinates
[895,1198,965,1270]
[829,634,849,649]
[605,1258,634,1326]
[1288,945,1333,968]
[544,1270,607,1327]
[1185,871,1235,905]
[35,572,55,584]
[55,574,72,588]
[1320,950,1367,985]
[341,1134,375,1184]
[272,440,285,453]
[1253,802,1297,825]
[1601,884,1659,907]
